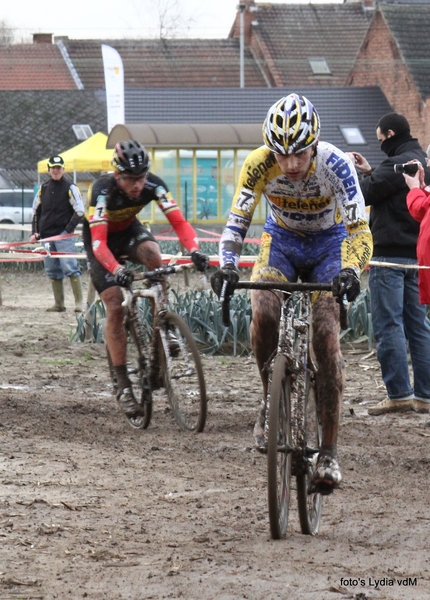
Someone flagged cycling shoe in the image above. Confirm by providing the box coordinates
[117,387,145,418]
[253,399,268,453]
[308,454,342,496]
[166,329,180,357]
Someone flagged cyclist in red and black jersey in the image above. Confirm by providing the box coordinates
[83,140,209,419]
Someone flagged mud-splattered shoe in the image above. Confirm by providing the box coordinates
[308,454,342,496]
[166,329,180,357]
[253,400,267,453]
[116,387,145,418]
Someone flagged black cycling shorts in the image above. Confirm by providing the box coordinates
[82,219,157,294]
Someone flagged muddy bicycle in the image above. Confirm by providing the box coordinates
[107,263,207,433]
[220,279,346,539]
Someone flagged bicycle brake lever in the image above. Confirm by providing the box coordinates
[220,280,231,328]
[220,279,228,303]
[196,270,209,291]
[339,294,349,331]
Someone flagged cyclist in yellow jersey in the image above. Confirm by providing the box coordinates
[211,94,373,495]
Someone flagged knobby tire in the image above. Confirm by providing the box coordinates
[296,371,323,535]
[267,355,292,539]
[127,319,152,429]
[158,312,207,433]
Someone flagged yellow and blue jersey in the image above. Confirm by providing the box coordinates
[220,142,372,279]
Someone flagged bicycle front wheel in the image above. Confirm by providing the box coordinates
[267,355,292,540]
[159,312,207,433]
[296,371,323,535]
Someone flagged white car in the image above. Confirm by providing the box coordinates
[0,189,34,225]
[0,188,35,242]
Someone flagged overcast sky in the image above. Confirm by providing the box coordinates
[2,0,342,41]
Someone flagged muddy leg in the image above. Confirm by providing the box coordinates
[135,241,163,270]
[311,295,344,456]
[135,240,167,304]
[250,289,281,398]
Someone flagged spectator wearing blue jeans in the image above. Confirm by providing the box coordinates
[30,155,85,312]
[348,112,430,415]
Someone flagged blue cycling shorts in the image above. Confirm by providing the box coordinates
[251,220,348,284]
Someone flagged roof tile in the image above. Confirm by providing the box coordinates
[245,3,372,87]
[62,38,268,88]
[380,4,430,98]
[0,44,77,90]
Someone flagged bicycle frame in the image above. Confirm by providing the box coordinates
[120,264,191,389]
[231,282,332,456]
[220,279,344,537]
[121,263,196,336]
[121,263,186,314]
[117,262,207,432]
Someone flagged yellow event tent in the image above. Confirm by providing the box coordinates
[37,132,113,181]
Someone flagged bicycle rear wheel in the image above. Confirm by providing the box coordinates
[267,355,292,539]
[107,319,152,430]
[158,312,207,432]
[296,371,323,535]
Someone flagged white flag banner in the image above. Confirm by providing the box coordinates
[102,44,125,133]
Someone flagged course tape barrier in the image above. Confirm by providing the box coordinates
[368,260,430,270]
[0,230,258,267]
[3,229,429,270]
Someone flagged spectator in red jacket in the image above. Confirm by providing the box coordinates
[404,162,430,304]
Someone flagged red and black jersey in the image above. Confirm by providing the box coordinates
[84,173,199,274]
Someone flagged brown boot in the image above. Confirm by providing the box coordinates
[46,279,66,312]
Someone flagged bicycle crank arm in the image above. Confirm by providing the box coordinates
[305,446,319,457]
[277,444,293,454]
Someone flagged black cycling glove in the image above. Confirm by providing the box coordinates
[332,267,360,303]
[210,263,239,298]
[191,250,210,272]
[114,267,135,288]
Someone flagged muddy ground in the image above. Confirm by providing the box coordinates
[0,269,429,600]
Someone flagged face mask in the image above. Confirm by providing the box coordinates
[380,136,398,157]
[380,130,412,157]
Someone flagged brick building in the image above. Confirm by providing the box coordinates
[229,0,430,145]
[347,3,430,144]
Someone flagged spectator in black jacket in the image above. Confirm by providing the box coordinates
[348,113,430,415]
[30,156,85,313]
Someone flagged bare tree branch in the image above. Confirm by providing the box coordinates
[0,19,16,45]
[125,0,195,39]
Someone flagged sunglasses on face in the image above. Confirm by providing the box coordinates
[119,174,146,183]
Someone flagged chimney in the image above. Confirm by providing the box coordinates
[229,0,257,45]
[33,33,53,44]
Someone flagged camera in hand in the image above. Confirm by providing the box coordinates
[393,162,420,175]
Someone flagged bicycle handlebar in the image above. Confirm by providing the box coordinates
[232,281,333,292]
[219,280,349,330]
[133,262,197,282]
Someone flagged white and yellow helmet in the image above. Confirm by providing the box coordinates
[262,93,320,155]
